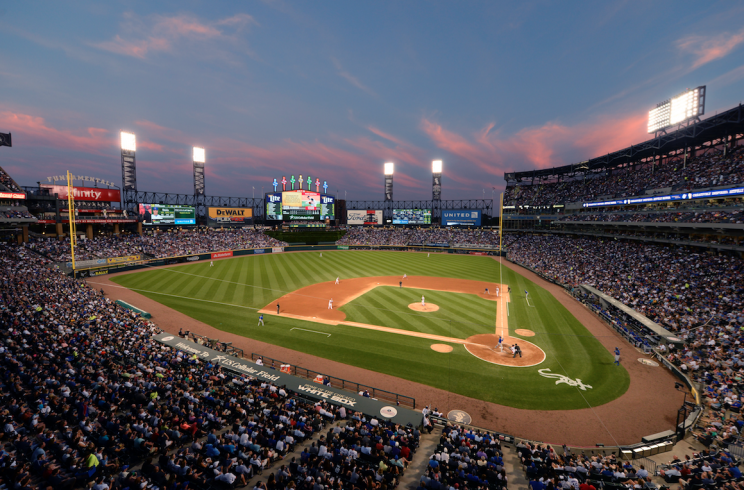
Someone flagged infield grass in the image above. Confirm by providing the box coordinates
[110,250,630,410]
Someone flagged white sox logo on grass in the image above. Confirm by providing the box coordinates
[538,368,593,391]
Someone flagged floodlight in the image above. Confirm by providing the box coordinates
[647,86,705,134]
[384,162,394,175]
[193,147,205,163]
[432,160,443,173]
[120,132,136,152]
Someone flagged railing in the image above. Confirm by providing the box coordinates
[631,457,658,476]
[727,443,744,459]
[251,353,416,409]
[183,332,245,359]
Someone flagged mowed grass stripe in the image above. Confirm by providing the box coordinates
[111,251,629,411]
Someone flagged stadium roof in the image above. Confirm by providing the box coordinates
[505,103,744,183]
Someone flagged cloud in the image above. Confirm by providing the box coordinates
[677,28,744,70]
[420,112,649,179]
[92,12,257,59]
[331,57,376,96]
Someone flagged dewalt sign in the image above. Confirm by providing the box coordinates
[207,207,253,226]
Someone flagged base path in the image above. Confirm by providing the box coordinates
[259,275,543,367]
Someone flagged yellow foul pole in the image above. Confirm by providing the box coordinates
[66,171,77,273]
[499,192,504,253]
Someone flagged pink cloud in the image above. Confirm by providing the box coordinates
[677,28,744,69]
[92,12,256,59]
[421,112,649,178]
[0,111,114,155]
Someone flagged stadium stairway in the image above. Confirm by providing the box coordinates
[398,427,440,490]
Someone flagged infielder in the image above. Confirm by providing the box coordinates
[498,335,503,352]
[258,314,264,326]
[421,295,425,307]
[328,298,333,310]
[485,288,489,295]
[335,277,339,285]
[496,287,499,297]
[403,274,407,280]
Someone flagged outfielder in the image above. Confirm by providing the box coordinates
[335,277,339,285]
[328,298,333,310]
[258,314,264,326]
[614,347,621,366]
[320,252,323,257]
[210,261,214,267]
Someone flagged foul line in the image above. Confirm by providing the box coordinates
[290,327,331,337]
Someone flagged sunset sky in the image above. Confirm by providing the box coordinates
[1,1,743,200]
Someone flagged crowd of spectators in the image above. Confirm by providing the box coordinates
[27,228,288,262]
[0,242,375,490]
[0,166,22,192]
[556,209,744,224]
[505,146,744,207]
[275,416,419,490]
[420,423,506,489]
[519,443,658,490]
[336,229,501,248]
[507,234,744,332]
[0,206,35,221]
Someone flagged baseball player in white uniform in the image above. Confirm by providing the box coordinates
[403,274,407,280]
[328,298,333,309]
[335,277,339,285]
[421,295,425,307]
[210,261,214,267]
[496,287,499,297]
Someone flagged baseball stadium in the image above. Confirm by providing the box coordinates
[2,5,744,490]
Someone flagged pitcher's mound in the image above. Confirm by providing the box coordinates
[409,303,439,312]
[514,328,535,337]
[431,344,453,353]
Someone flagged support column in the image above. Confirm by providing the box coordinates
[86,224,93,239]
[137,222,143,235]
[21,225,28,243]
[56,222,64,239]
[114,224,120,235]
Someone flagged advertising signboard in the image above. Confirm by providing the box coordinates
[207,207,253,226]
[138,204,196,225]
[347,210,383,225]
[442,210,482,226]
[41,185,121,202]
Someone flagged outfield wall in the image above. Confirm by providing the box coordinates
[71,244,504,278]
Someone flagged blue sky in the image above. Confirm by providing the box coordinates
[1,1,743,200]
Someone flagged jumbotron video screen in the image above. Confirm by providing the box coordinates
[393,209,432,225]
[265,190,335,221]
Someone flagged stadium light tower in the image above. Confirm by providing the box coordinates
[193,146,206,196]
[120,131,137,215]
[384,162,394,201]
[432,160,442,201]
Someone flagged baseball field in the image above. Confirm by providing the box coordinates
[109,250,630,411]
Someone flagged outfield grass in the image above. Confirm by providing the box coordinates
[110,251,630,410]
[340,287,497,339]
